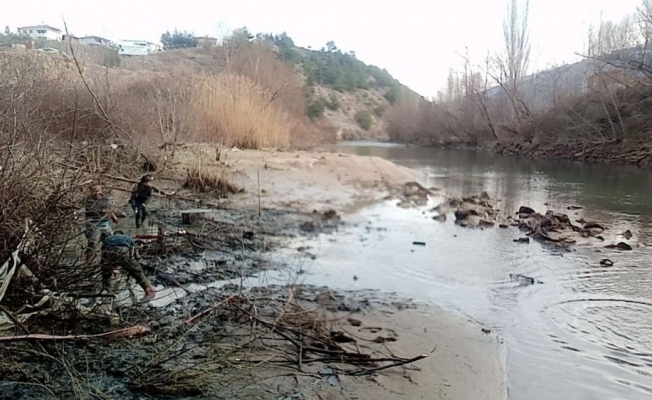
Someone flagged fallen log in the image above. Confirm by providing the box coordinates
[0,325,151,342]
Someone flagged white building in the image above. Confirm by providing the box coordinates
[117,40,162,55]
[80,36,114,47]
[146,42,162,53]
[17,24,62,41]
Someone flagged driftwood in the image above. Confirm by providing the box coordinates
[0,325,151,342]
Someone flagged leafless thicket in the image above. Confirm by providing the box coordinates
[390,0,652,147]
[0,27,325,308]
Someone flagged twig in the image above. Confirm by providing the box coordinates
[257,169,261,218]
[185,294,239,325]
[0,325,151,342]
[344,354,428,376]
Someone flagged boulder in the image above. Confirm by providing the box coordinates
[518,206,536,215]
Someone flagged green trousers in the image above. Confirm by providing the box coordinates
[100,247,152,292]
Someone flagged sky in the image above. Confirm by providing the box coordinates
[1,0,643,98]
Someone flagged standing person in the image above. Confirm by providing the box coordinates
[84,185,118,264]
[101,231,156,302]
[130,175,154,229]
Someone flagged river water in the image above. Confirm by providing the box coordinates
[298,141,652,400]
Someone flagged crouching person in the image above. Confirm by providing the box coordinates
[101,232,156,302]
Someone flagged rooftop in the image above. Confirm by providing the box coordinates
[18,25,62,32]
[81,35,112,42]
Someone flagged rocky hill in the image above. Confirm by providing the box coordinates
[265,33,420,139]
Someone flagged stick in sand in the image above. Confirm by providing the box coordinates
[0,325,151,342]
[257,169,262,218]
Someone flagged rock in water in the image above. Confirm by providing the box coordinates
[622,230,633,239]
[432,214,447,222]
[616,242,633,251]
[509,273,543,285]
[605,242,633,251]
[518,206,536,215]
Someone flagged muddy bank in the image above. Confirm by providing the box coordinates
[1,284,504,400]
[492,138,652,167]
[0,148,506,400]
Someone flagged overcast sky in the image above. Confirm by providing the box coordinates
[2,0,642,97]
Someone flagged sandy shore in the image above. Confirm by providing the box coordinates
[164,145,507,399]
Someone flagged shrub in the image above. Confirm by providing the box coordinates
[374,104,385,116]
[326,94,340,111]
[103,52,121,68]
[384,87,399,104]
[355,110,373,130]
[183,167,242,194]
[306,99,325,120]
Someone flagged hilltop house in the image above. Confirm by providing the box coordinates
[17,24,62,41]
[62,34,80,44]
[80,35,114,47]
[195,36,217,48]
[146,42,162,53]
[117,39,162,55]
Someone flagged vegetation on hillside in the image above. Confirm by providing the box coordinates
[160,30,198,49]
[388,0,652,157]
[261,33,417,102]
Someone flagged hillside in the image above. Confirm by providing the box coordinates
[265,33,421,139]
[5,31,420,141]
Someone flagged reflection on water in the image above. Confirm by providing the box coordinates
[302,141,652,399]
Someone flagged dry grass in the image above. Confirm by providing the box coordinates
[190,74,294,149]
[183,167,243,194]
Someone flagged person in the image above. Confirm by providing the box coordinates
[84,185,118,264]
[101,231,156,301]
[130,175,154,228]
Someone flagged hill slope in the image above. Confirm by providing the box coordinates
[264,33,421,139]
[7,31,421,141]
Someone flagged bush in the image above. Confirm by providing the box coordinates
[355,110,374,130]
[384,87,399,105]
[103,52,121,68]
[183,167,242,194]
[306,99,325,120]
[326,94,340,111]
[373,104,385,116]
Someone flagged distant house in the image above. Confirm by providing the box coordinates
[62,34,80,44]
[195,36,217,48]
[117,39,161,55]
[17,24,62,41]
[80,35,114,47]
[146,42,162,53]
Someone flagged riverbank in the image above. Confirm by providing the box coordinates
[398,136,652,167]
[0,146,506,399]
[492,137,652,166]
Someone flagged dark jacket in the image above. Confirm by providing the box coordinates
[102,234,136,249]
[85,196,110,222]
[131,183,152,205]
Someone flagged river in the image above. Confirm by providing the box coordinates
[301,141,652,399]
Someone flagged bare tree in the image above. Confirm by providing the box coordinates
[489,0,532,122]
